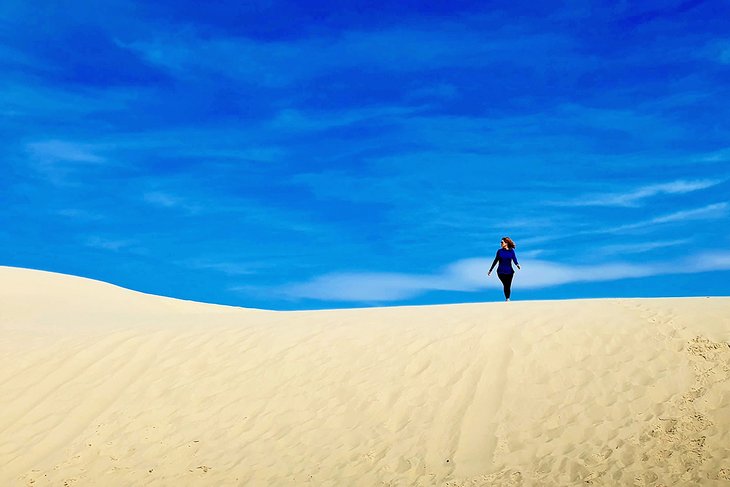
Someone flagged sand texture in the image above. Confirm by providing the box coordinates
[1,266,729,486]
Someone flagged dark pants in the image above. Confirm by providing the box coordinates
[497,273,514,300]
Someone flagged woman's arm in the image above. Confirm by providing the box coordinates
[488,251,499,275]
[512,251,521,270]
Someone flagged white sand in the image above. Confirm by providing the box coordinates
[1,266,729,486]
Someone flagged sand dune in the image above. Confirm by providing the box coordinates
[1,266,729,486]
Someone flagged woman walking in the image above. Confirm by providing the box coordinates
[488,237,521,301]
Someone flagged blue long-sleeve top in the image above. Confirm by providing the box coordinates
[489,248,519,274]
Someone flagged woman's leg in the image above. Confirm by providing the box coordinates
[497,273,514,300]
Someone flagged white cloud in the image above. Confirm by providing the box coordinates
[516,249,547,259]
[184,260,264,276]
[282,273,436,302]
[405,83,459,102]
[587,202,729,235]
[2,83,136,120]
[697,148,730,162]
[143,191,180,208]
[279,252,730,302]
[143,191,202,214]
[268,105,421,133]
[523,202,728,247]
[710,40,730,64]
[125,27,570,87]
[26,140,105,164]
[55,208,104,220]
[612,202,728,233]
[649,202,728,224]
[592,239,691,256]
[552,179,724,207]
[24,139,111,185]
[85,236,135,252]
[702,252,730,269]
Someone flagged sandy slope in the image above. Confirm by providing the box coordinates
[1,266,729,486]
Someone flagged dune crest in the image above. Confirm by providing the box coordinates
[1,266,729,486]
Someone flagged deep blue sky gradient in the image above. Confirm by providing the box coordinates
[2,1,729,309]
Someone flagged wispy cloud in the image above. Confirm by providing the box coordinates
[707,39,730,64]
[553,179,723,207]
[183,260,266,276]
[405,83,459,102]
[125,26,572,87]
[267,105,423,133]
[556,202,730,244]
[56,208,104,221]
[281,273,433,302]
[591,239,691,257]
[577,202,729,237]
[85,236,136,252]
[697,147,730,162]
[23,139,109,185]
[649,202,728,224]
[0,82,143,131]
[142,191,203,214]
[517,202,728,249]
[26,140,105,164]
[279,251,730,302]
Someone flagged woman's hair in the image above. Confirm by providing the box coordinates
[501,237,516,249]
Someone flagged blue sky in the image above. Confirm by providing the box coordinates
[2,1,729,310]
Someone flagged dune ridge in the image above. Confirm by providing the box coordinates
[1,266,729,486]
